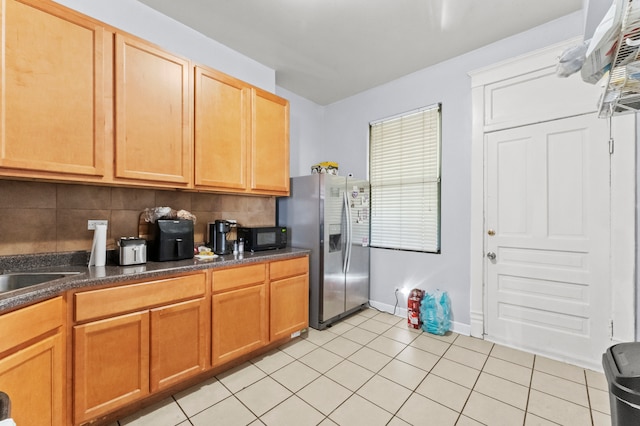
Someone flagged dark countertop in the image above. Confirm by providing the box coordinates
[0,248,310,314]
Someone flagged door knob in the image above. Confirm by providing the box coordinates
[486,252,496,260]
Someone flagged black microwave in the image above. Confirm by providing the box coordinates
[237,227,287,252]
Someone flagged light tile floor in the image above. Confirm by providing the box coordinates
[112,308,611,426]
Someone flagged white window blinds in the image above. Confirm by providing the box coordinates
[369,104,441,252]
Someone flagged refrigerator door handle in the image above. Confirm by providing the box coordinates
[344,190,353,273]
[342,191,349,273]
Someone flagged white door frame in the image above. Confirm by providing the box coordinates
[469,38,636,365]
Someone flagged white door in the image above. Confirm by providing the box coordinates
[485,113,611,366]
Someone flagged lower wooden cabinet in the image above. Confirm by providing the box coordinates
[72,272,208,425]
[269,257,309,341]
[212,284,268,366]
[0,297,65,426]
[73,311,150,423]
[270,275,309,341]
[211,256,309,365]
[0,256,308,425]
[150,298,208,392]
[211,264,268,367]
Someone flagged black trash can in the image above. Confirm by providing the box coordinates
[603,343,640,425]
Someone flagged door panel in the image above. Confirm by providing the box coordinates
[0,0,106,177]
[270,274,309,341]
[194,66,249,190]
[485,114,610,366]
[321,174,346,322]
[150,298,208,392]
[0,334,64,426]
[114,33,191,185]
[212,284,267,366]
[250,88,289,194]
[73,311,150,423]
[346,178,370,310]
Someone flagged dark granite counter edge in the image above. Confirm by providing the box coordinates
[0,248,310,314]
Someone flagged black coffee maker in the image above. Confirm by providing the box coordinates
[210,220,232,255]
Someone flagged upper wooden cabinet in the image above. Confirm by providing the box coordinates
[114,33,192,187]
[194,66,249,191]
[250,88,290,195]
[194,66,290,195]
[0,0,290,194]
[0,0,109,181]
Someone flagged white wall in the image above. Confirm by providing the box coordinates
[318,11,585,330]
[275,87,325,177]
[52,0,275,92]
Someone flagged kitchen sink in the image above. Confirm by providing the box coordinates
[0,272,81,293]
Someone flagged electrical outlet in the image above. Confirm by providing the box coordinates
[395,287,410,297]
[87,220,108,230]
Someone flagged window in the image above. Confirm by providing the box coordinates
[369,104,441,253]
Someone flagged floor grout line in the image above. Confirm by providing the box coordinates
[115,309,611,426]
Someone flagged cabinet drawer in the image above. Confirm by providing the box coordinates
[0,297,64,354]
[75,272,206,322]
[212,263,266,292]
[269,256,308,280]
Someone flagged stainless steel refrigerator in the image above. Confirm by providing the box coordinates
[277,174,370,330]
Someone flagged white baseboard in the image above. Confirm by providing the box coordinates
[451,322,471,336]
[470,310,484,338]
[368,300,471,336]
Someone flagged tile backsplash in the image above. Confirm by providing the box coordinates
[0,180,276,256]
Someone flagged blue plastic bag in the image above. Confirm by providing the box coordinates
[420,290,451,335]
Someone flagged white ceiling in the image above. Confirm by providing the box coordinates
[138,0,583,105]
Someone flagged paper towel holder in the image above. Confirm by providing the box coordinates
[88,221,108,267]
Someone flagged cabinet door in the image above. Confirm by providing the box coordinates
[0,297,64,426]
[194,66,250,191]
[150,298,208,392]
[0,0,108,179]
[73,311,150,424]
[114,33,191,186]
[0,333,64,426]
[250,88,290,195]
[270,275,309,341]
[212,284,268,367]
